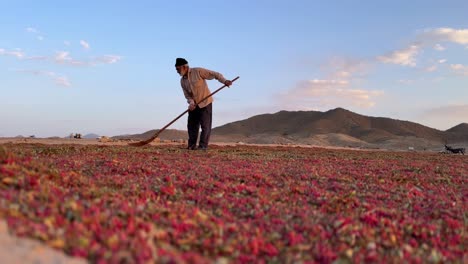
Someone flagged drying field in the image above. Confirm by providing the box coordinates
[0,144,466,263]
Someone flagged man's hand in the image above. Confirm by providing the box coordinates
[224,80,233,87]
[188,102,196,111]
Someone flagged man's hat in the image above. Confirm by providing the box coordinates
[175,58,188,66]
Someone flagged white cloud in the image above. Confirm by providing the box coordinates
[422,104,468,119]
[425,65,437,72]
[52,51,85,66]
[17,69,52,76]
[335,88,384,107]
[94,55,121,64]
[398,79,415,85]
[26,55,48,61]
[308,79,349,86]
[438,59,447,64]
[374,27,467,70]
[54,76,71,87]
[377,45,420,67]
[80,40,90,49]
[433,43,446,51]
[15,69,71,87]
[281,56,380,110]
[25,27,44,41]
[450,64,464,70]
[321,57,371,79]
[421,28,468,45]
[54,51,72,63]
[334,71,351,78]
[0,48,25,59]
[450,64,468,76]
[2,43,121,67]
[280,79,383,109]
[26,27,39,34]
[52,51,121,66]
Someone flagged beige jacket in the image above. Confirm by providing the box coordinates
[180,67,227,108]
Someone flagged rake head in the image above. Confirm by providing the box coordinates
[128,135,158,147]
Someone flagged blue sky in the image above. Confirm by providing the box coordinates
[1,1,467,137]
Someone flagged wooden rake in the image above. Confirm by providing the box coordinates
[129,76,239,147]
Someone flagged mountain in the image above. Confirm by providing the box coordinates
[446,123,468,134]
[211,108,467,148]
[213,108,447,142]
[83,133,100,139]
[444,123,468,144]
[115,108,467,150]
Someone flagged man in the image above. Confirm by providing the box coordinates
[175,58,232,150]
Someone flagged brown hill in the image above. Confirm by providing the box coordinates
[212,108,452,144]
[115,108,466,149]
[113,129,187,141]
[444,123,468,144]
[446,123,468,134]
[213,108,468,145]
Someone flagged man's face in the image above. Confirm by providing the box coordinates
[176,65,188,76]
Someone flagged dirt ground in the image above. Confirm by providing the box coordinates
[0,221,86,264]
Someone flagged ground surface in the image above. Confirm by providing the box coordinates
[0,220,85,263]
[0,142,466,263]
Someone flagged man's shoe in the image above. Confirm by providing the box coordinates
[187,144,196,150]
[197,146,208,151]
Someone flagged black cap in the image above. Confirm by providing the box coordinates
[175,58,188,66]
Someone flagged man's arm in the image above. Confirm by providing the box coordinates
[182,89,195,105]
[198,68,227,84]
[181,80,196,106]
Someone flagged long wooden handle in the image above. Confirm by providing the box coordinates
[129,76,239,146]
[196,76,240,106]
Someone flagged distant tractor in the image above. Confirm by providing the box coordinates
[444,145,465,155]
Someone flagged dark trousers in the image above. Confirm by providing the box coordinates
[187,103,212,148]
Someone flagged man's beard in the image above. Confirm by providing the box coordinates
[178,68,187,77]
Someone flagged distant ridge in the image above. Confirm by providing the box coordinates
[117,108,467,150]
[213,108,449,141]
[211,108,467,148]
[83,133,100,139]
[446,123,468,134]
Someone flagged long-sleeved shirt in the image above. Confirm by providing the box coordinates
[180,67,227,108]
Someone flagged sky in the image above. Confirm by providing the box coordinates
[1,0,467,137]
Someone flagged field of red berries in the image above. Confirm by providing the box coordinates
[0,144,466,263]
